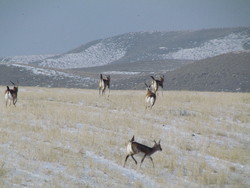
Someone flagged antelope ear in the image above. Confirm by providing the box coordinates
[158,139,161,144]
[131,135,135,142]
[154,140,157,144]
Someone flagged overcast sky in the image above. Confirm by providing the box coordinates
[0,0,250,56]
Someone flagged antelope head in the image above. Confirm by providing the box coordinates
[10,80,19,92]
[153,140,162,151]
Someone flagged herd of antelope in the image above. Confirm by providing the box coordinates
[4,74,164,168]
[99,74,164,168]
[99,73,164,110]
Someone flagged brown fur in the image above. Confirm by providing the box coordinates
[145,83,156,110]
[99,74,111,96]
[5,81,19,107]
[150,75,164,94]
[124,136,162,168]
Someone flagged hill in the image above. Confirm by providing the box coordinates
[165,51,250,92]
[0,51,249,92]
[0,27,249,92]
[1,27,249,69]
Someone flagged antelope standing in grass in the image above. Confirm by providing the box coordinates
[150,75,164,95]
[5,80,19,107]
[99,74,111,96]
[145,83,156,110]
[124,136,162,168]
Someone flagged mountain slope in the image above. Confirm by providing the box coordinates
[164,51,250,92]
[0,64,96,88]
[0,51,249,92]
[39,27,250,69]
[1,27,249,69]
[0,27,249,92]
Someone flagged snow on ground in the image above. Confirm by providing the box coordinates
[2,31,249,70]
[8,64,96,86]
[39,42,126,69]
[10,64,76,78]
[0,88,249,187]
[85,151,161,188]
[103,71,141,75]
[0,54,56,64]
[160,33,249,60]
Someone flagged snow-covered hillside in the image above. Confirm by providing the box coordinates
[160,33,249,60]
[1,27,249,69]
[39,42,127,69]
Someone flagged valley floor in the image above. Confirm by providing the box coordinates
[0,87,249,187]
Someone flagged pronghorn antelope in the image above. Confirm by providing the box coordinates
[5,80,19,107]
[150,75,164,95]
[98,74,111,96]
[145,83,156,110]
[123,136,162,168]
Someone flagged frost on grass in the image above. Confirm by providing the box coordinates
[0,82,249,188]
[85,151,161,188]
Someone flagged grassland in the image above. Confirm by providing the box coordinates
[0,86,249,187]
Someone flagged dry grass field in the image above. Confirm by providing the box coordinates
[0,86,249,187]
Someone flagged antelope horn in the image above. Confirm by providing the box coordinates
[10,81,15,86]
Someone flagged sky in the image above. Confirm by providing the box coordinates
[0,0,250,57]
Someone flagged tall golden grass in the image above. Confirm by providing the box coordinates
[0,86,249,187]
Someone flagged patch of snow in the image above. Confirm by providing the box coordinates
[2,31,249,69]
[103,71,140,75]
[85,151,161,188]
[9,64,95,83]
[0,54,56,64]
[10,64,60,77]
[159,47,168,50]
[39,42,127,69]
[160,33,249,60]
